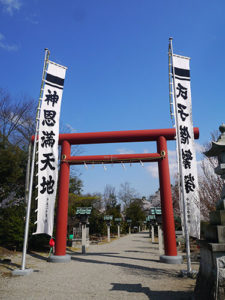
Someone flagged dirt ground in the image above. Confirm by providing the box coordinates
[0,232,199,299]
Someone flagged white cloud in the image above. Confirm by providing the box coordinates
[145,149,180,179]
[25,14,39,25]
[194,141,204,153]
[0,0,22,15]
[0,33,18,51]
[145,162,159,178]
[145,147,205,181]
[143,148,149,153]
[65,123,77,133]
[116,148,135,154]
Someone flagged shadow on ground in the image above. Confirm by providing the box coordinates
[70,255,179,279]
[67,250,160,264]
[28,251,48,261]
[0,259,20,271]
[110,283,193,300]
[124,250,150,254]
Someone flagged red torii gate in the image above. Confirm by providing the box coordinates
[49,127,199,263]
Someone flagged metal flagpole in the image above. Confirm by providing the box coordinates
[169,38,192,275]
[24,142,32,204]
[13,49,50,275]
[168,38,183,231]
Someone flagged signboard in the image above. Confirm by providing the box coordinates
[155,208,162,215]
[115,218,122,222]
[104,215,113,221]
[76,207,92,215]
[150,208,156,215]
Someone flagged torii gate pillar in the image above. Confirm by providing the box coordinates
[157,136,182,263]
[49,140,71,262]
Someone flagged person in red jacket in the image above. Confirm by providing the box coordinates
[48,238,55,256]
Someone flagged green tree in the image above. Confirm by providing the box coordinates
[125,198,146,229]
[0,204,25,250]
[105,204,122,234]
[69,176,83,195]
[118,182,138,210]
[0,88,36,147]
[0,138,27,206]
[68,193,104,235]
[103,184,117,209]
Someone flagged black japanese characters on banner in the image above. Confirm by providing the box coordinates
[45,89,59,107]
[176,83,188,100]
[35,61,66,236]
[176,80,196,198]
[40,175,55,194]
[182,149,193,169]
[173,55,200,238]
[40,90,58,195]
[42,110,56,126]
[184,174,196,194]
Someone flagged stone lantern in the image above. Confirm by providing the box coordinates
[114,218,122,238]
[104,215,113,242]
[76,207,92,254]
[127,219,132,235]
[195,124,225,300]
[205,123,225,211]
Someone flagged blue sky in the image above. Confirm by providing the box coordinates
[0,0,224,198]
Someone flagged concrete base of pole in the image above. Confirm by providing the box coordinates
[160,255,183,264]
[47,254,71,263]
[180,269,198,278]
[12,268,33,276]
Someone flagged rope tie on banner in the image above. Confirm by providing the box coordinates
[140,160,144,167]
[102,163,107,171]
[84,162,88,170]
[121,162,126,169]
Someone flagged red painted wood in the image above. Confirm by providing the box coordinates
[55,140,70,256]
[157,136,177,256]
[57,127,199,145]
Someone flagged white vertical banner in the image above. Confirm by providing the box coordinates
[172,54,200,239]
[34,61,67,236]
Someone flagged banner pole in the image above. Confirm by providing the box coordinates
[168,38,182,220]
[169,38,192,275]
[25,142,32,204]
[18,49,50,273]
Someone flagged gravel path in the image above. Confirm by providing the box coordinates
[0,232,198,299]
